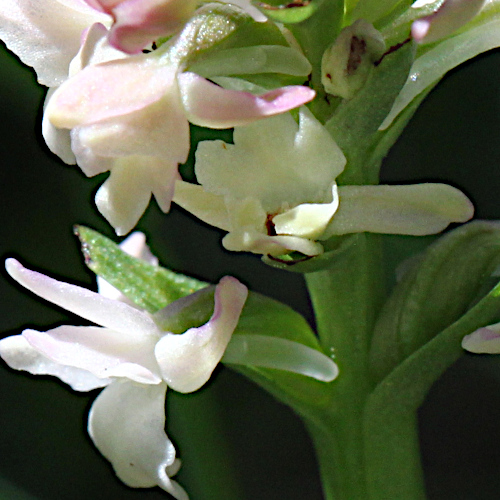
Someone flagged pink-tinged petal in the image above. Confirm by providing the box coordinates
[412,0,486,44]
[178,72,316,129]
[70,22,126,74]
[22,326,161,384]
[88,381,188,499]
[0,0,109,86]
[71,87,189,160]
[46,56,176,128]
[0,334,109,391]
[94,156,180,235]
[154,276,248,393]
[108,0,198,54]
[84,0,121,11]
[462,326,500,354]
[5,259,161,339]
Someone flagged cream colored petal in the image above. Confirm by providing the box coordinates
[273,184,340,239]
[323,184,474,238]
[173,181,231,231]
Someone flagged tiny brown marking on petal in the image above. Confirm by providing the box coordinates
[347,36,367,75]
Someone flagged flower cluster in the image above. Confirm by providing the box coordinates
[1,0,499,497]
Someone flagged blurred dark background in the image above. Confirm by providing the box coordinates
[0,39,499,499]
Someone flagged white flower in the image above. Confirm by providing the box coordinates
[0,235,339,496]
[44,25,315,234]
[0,258,248,498]
[1,2,313,235]
[173,107,474,257]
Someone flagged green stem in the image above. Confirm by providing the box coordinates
[363,411,426,500]
[304,233,428,499]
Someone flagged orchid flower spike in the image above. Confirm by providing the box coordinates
[0,258,248,498]
[174,107,474,257]
[411,0,487,45]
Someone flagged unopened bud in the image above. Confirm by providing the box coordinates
[321,19,385,99]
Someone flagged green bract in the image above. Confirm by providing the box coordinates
[370,221,500,382]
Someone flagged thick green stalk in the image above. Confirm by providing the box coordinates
[304,233,428,499]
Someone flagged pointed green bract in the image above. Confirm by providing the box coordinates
[75,226,207,313]
[370,221,500,382]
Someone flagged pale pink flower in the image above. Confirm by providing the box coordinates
[0,258,248,498]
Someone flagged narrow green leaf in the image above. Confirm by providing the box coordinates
[370,221,500,382]
[75,226,206,313]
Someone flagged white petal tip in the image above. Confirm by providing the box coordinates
[462,327,500,354]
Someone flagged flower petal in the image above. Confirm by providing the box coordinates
[222,230,324,257]
[94,156,180,235]
[178,72,315,129]
[107,0,198,54]
[22,326,161,384]
[0,334,109,391]
[154,276,248,393]
[42,89,76,165]
[412,0,486,44]
[194,107,344,213]
[5,259,161,338]
[323,184,474,238]
[173,181,232,231]
[222,334,339,382]
[380,17,500,129]
[88,381,188,499]
[0,0,108,86]
[273,184,340,239]
[462,325,500,354]
[46,55,176,128]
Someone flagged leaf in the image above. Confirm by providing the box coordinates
[370,221,500,382]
